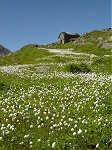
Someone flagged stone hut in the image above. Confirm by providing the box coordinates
[58,32,80,44]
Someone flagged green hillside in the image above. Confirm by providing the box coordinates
[0,29,112,150]
[0,46,54,65]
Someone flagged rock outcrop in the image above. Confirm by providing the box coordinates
[0,44,12,58]
[71,28,112,49]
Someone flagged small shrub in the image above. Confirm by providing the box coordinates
[65,63,91,73]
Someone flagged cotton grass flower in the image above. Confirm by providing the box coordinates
[71,128,74,132]
[52,142,56,148]
[96,143,99,148]
[0,137,2,140]
[29,141,33,145]
[19,142,24,145]
[30,125,33,128]
[38,139,41,142]
[5,130,10,135]
[73,132,76,136]
[24,134,29,138]
[77,129,82,134]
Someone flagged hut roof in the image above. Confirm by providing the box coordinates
[58,32,80,37]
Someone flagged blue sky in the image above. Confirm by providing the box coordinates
[0,0,111,51]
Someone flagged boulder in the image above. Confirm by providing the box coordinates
[101,43,112,49]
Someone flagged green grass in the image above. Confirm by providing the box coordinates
[0,46,54,66]
[44,43,111,56]
[91,56,112,74]
[44,43,75,49]
[0,70,111,149]
[0,41,112,149]
[73,45,112,56]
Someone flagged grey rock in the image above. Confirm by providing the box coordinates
[36,65,50,72]
[82,32,88,36]
[101,43,112,49]
[97,37,103,42]
[109,36,112,41]
[102,28,112,31]
[0,44,12,58]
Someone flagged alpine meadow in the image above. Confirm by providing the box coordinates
[0,28,112,150]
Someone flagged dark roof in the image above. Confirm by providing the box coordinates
[58,32,80,38]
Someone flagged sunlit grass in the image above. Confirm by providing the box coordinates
[0,44,112,149]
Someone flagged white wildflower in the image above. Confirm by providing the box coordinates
[71,128,74,131]
[38,139,41,142]
[0,137,2,140]
[52,142,56,148]
[73,132,76,136]
[29,141,33,145]
[77,129,82,134]
[24,134,29,138]
[30,125,33,128]
[96,143,99,148]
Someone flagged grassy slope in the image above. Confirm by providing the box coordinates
[0,46,54,66]
[0,31,112,150]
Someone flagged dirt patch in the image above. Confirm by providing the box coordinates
[36,65,50,72]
